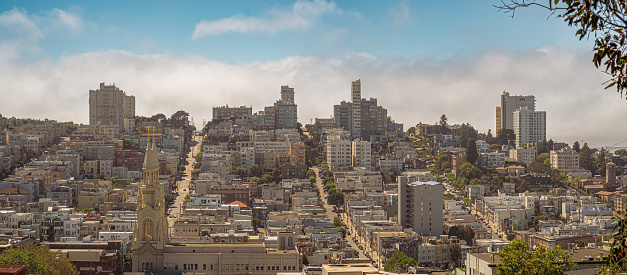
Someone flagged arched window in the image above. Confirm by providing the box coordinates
[143,219,153,240]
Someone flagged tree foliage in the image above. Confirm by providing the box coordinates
[496,0,627,97]
[447,225,476,246]
[384,252,418,272]
[459,123,478,149]
[465,138,479,164]
[438,114,449,134]
[0,245,78,275]
[496,239,576,275]
[458,162,482,180]
[327,192,344,207]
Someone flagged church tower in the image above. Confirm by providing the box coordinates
[132,132,168,272]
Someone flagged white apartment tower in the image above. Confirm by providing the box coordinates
[398,179,443,236]
[351,80,362,140]
[89,83,135,128]
[513,107,546,148]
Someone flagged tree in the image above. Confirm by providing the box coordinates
[450,244,462,267]
[579,143,594,172]
[169,110,189,128]
[603,208,627,273]
[465,138,479,164]
[333,216,343,227]
[271,168,283,183]
[572,141,581,153]
[439,114,449,134]
[615,148,627,156]
[0,244,78,275]
[458,123,478,149]
[496,239,576,275]
[384,252,418,272]
[250,176,261,183]
[458,162,482,180]
[150,113,167,122]
[327,192,344,207]
[261,174,273,184]
[496,129,516,146]
[302,253,309,266]
[249,164,262,177]
[496,0,627,96]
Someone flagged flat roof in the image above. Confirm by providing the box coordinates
[408,181,441,186]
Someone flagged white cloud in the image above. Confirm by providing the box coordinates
[51,8,83,34]
[0,46,622,149]
[389,1,411,27]
[0,8,43,39]
[192,0,341,38]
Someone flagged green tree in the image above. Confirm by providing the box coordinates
[458,162,482,180]
[572,141,580,153]
[271,167,283,183]
[328,192,344,207]
[615,149,627,156]
[496,239,576,275]
[333,216,343,227]
[384,252,418,272]
[450,244,462,267]
[169,110,189,128]
[496,129,516,146]
[496,0,627,96]
[250,176,261,183]
[465,138,479,164]
[249,164,262,177]
[603,207,627,273]
[459,123,478,149]
[302,253,309,266]
[439,114,449,134]
[0,244,78,275]
[306,170,315,178]
[261,174,273,184]
[579,143,594,172]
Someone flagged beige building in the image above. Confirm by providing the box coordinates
[212,105,252,120]
[89,82,135,128]
[132,137,300,273]
[497,91,535,131]
[550,147,579,173]
[509,148,536,165]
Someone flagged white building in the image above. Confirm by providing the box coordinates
[550,147,579,173]
[398,180,443,236]
[513,107,546,148]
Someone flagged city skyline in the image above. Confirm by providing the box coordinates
[0,1,624,148]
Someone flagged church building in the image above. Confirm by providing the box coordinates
[132,136,300,274]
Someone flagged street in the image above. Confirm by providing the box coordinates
[311,167,368,261]
[167,133,203,234]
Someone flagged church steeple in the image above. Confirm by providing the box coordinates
[132,127,168,272]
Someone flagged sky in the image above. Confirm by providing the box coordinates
[0,0,624,149]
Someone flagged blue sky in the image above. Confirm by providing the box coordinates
[0,1,622,148]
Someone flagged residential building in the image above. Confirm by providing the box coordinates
[89,83,135,128]
[513,107,546,148]
[509,148,536,165]
[398,180,443,236]
[497,91,535,131]
[550,148,580,173]
[212,105,252,120]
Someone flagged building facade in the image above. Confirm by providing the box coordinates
[497,91,535,131]
[513,107,546,148]
[89,83,135,128]
[398,180,443,236]
[550,148,580,173]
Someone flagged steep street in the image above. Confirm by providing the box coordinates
[168,134,202,234]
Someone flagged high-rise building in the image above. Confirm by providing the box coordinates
[89,82,135,128]
[495,106,502,133]
[513,107,546,148]
[351,140,372,170]
[332,80,398,140]
[351,80,362,139]
[398,179,443,236]
[497,91,535,131]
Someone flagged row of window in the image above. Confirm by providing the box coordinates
[172,263,297,272]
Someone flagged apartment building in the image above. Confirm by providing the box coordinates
[89,83,135,128]
[212,105,252,120]
[398,180,443,236]
[509,148,536,165]
[497,91,535,131]
[550,147,580,173]
[513,107,546,148]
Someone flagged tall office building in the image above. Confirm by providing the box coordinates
[497,91,535,131]
[351,80,362,139]
[89,82,135,128]
[513,107,546,148]
[398,179,443,236]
